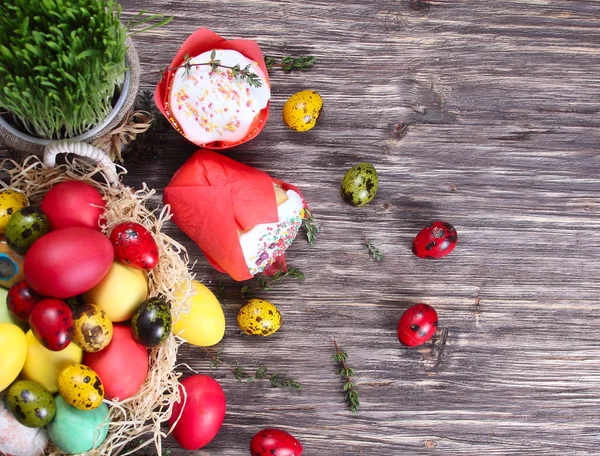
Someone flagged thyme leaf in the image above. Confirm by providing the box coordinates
[332,340,360,414]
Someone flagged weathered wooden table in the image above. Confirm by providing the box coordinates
[3,1,600,454]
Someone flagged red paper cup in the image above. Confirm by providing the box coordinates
[154,28,270,150]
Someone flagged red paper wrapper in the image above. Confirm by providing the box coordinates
[164,150,305,281]
[154,28,270,150]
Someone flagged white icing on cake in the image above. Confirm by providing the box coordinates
[169,49,271,145]
[240,190,304,275]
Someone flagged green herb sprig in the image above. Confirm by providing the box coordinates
[265,55,316,72]
[302,208,320,247]
[332,340,360,414]
[167,50,263,88]
[204,348,302,390]
[364,239,384,262]
[258,267,305,290]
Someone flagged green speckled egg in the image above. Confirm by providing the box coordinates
[57,364,104,410]
[340,163,379,207]
[6,380,56,427]
[131,298,172,347]
[5,207,50,254]
[237,299,282,336]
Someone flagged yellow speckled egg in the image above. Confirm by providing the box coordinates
[83,261,148,322]
[282,90,323,132]
[173,281,225,347]
[0,189,28,234]
[0,323,27,391]
[58,364,104,410]
[237,299,282,336]
[72,303,113,352]
[21,330,83,393]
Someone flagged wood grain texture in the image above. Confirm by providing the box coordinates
[3,1,600,454]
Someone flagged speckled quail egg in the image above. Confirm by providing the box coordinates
[57,364,104,410]
[0,189,28,234]
[6,380,56,427]
[72,303,113,352]
[5,207,50,254]
[282,90,323,132]
[340,162,379,207]
[237,299,282,336]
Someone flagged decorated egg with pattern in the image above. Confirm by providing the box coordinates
[397,303,438,347]
[5,207,50,255]
[29,299,73,351]
[57,364,104,410]
[250,428,304,456]
[7,280,42,322]
[282,90,323,132]
[6,380,56,428]
[0,189,29,234]
[412,221,458,259]
[237,299,281,336]
[110,221,160,270]
[340,163,379,207]
[131,297,172,347]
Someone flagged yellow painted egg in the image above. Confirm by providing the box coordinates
[173,281,225,347]
[83,261,148,322]
[58,364,104,410]
[72,303,113,352]
[0,189,28,234]
[282,90,323,132]
[0,323,27,391]
[21,330,83,393]
[237,299,282,336]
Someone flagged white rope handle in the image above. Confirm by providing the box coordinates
[43,140,119,187]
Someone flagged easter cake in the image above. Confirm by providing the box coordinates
[155,28,271,149]
[164,150,307,281]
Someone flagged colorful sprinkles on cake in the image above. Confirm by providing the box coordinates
[168,49,270,146]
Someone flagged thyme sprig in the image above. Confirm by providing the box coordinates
[265,55,316,72]
[166,51,262,88]
[302,208,320,247]
[258,267,305,290]
[364,239,384,262]
[332,340,360,414]
[204,348,302,390]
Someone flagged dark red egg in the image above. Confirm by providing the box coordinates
[250,428,303,456]
[412,221,457,259]
[29,298,73,351]
[7,280,43,322]
[397,303,438,347]
[110,222,159,271]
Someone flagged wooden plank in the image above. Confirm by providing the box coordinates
[2,0,600,454]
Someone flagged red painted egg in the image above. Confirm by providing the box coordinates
[110,222,159,270]
[168,374,226,450]
[24,227,114,299]
[250,428,303,456]
[397,303,438,347]
[83,324,149,401]
[29,298,73,351]
[412,221,458,259]
[7,280,43,322]
[41,181,106,231]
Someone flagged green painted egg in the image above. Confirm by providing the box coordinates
[340,163,379,207]
[131,298,172,347]
[5,207,50,255]
[6,380,56,427]
[47,395,109,454]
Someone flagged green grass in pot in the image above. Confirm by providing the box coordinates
[0,0,169,140]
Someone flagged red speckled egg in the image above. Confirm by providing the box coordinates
[397,303,438,347]
[83,324,148,401]
[41,181,106,231]
[250,428,303,456]
[168,374,226,450]
[24,227,114,299]
[412,221,458,259]
[7,280,43,322]
[110,222,159,271]
[29,299,73,351]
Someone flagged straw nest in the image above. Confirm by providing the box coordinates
[1,155,194,456]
